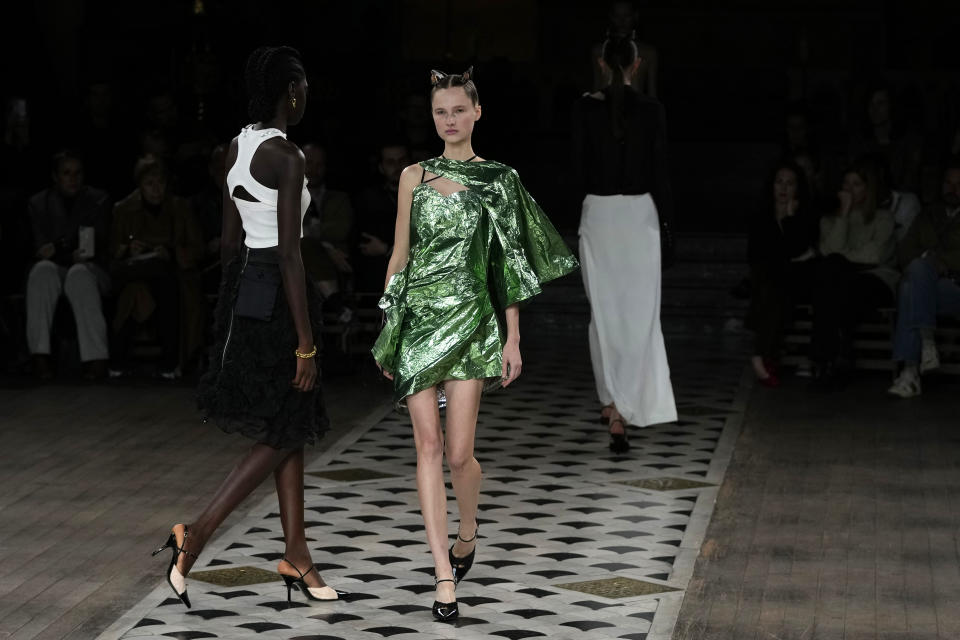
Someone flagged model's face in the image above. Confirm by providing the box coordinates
[431,88,480,145]
[139,172,167,207]
[773,168,798,204]
[288,77,308,125]
[53,159,84,198]
[842,171,867,207]
[943,168,960,207]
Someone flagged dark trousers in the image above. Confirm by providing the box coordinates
[112,274,181,370]
[748,260,815,360]
[812,254,893,364]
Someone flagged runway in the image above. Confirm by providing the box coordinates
[92,335,748,640]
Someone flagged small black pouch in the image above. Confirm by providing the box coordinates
[235,263,282,321]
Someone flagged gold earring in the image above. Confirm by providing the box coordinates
[291,97,297,109]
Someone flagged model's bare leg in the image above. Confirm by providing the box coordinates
[444,379,483,559]
[407,385,455,603]
[273,447,328,589]
[176,443,292,576]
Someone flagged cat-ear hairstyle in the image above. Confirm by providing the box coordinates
[430,69,447,86]
[461,66,474,82]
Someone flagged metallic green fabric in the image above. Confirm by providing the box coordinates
[372,157,579,402]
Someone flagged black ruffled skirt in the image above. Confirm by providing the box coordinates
[197,246,329,449]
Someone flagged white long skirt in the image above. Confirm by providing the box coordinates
[578,194,677,427]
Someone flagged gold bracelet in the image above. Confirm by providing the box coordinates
[295,345,317,359]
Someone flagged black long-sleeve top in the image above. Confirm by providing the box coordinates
[747,208,819,270]
[571,88,674,225]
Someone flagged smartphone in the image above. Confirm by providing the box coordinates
[78,226,95,258]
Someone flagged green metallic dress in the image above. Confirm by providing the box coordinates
[371,157,579,403]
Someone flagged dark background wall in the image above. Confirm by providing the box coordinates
[2,0,958,231]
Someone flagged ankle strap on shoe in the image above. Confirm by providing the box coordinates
[456,527,479,543]
[281,556,318,580]
[435,577,456,585]
[177,528,199,559]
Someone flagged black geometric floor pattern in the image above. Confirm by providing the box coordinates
[110,339,745,640]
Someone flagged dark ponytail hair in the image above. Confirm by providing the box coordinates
[244,46,305,122]
[601,34,638,141]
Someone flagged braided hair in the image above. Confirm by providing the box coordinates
[244,46,305,122]
[600,34,639,141]
[430,67,479,106]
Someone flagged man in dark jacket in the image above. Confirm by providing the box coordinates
[888,160,960,397]
[26,150,112,379]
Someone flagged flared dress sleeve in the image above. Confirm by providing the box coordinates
[487,170,579,309]
[370,266,407,372]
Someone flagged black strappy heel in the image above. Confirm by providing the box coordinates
[609,418,630,454]
[279,556,351,603]
[448,526,479,583]
[151,524,198,608]
[432,577,458,622]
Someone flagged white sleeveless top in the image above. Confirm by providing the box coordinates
[226,125,310,248]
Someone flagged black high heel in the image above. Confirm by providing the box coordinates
[151,524,198,609]
[432,577,458,622]
[448,526,478,583]
[609,418,630,454]
[279,557,351,603]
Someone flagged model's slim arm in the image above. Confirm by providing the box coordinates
[501,303,522,387]
[275,146,316,392]
[382,164,419,290]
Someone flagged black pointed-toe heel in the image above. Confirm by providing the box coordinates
[151,524,198,608]
[432,577,458,622]
[448,526,479,584]
[608,418,630,454]
[279,557,352,603]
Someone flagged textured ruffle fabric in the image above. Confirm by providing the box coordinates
[372,157,578,404]
[198,249,329,448]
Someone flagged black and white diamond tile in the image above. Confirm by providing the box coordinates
[101,336,747,640]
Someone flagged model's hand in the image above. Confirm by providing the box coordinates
[501,340,522,387]
[292,356,317,392]
[359,233,389,257]
[376,361,394,380]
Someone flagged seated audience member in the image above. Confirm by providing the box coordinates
[110,155,203,377]
[191,143,226,293]
[746,160,819,386]
[25,150,112,380]
[868,152,921,241]
[352,141,409,294]
[300,143,354,312]
[811,158,897,387]
[849,85,923,193]
[887,160,960,398]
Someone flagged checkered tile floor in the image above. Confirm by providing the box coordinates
[101,335,747,640]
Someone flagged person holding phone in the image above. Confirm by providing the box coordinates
[25,150,111,380]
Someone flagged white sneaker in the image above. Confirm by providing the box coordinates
[920,342,940,374]
[887,371,922,398]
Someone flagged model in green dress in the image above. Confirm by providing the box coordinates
[372,68,577,622]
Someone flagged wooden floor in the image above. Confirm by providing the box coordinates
[673,371,960,640]
[0,372,392,640]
